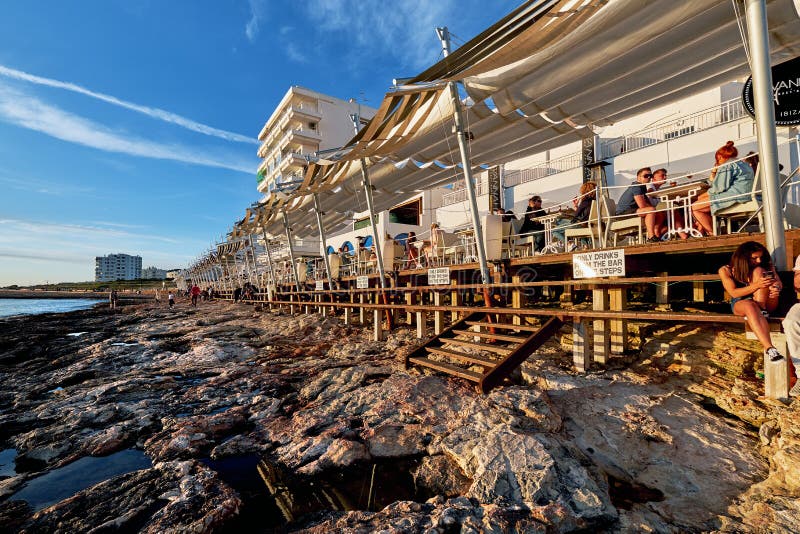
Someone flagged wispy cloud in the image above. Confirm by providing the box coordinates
[285,43,308,64]
[303,0,452,69]
[0,173,96,197]
[0,64,256,144]
[245,0,266,43]
[0,218,181,245]
[0,84,256,174]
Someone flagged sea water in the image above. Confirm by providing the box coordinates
[0,298,104,318]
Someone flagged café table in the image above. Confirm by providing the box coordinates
[646,180,710,240]
[532,210,575,254]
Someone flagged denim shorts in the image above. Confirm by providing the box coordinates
[730,296,751,313]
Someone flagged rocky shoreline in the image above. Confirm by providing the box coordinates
[0,299,798,532]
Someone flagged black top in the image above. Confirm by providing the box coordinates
[575,196,593,222]
[519,206,546,234]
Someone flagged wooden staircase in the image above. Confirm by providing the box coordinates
[404,312,563,393]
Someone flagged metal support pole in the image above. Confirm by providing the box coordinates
[261,229,277,288]
[349,115,388,290]
[745,0,787,269]
[313,194,335,289]
[437,27,491,284]
[283,212,301,290]
[246,234,259,284]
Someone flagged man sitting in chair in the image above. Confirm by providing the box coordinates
[519,196,546,251]
[615,167,660,243]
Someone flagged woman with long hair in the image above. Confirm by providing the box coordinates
[692,140,754,235]
[719,241,783,361]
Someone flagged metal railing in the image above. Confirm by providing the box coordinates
[599,98,749,160]
[441,180,488,207]
[503,152,583,187]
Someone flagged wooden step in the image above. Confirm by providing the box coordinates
[451,329,528,343]
[408,356,482,382]
[441,338,513,354]
[465,321,542,332]
[426,346,497,367]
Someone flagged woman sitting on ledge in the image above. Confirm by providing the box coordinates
[719,241,784,362]
[692,140,754,235]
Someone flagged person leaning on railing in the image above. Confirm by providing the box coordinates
[691,140,754,236]
[719,241,784,363]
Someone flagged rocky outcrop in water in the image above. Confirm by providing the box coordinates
[0,299,798,532]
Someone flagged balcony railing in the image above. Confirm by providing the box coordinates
[598,98,749,160]
[503,152,583,188]
[441,180,488,207]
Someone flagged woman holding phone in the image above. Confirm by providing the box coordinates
[719,241,784,361]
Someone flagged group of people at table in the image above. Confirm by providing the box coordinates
[510,139,763,251]
[328,139,770,268]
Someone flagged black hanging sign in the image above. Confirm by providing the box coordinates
[487,165,502,212]
[742,55,800,126]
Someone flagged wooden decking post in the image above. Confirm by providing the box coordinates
[593,287,610,364]
[693,281,705,302]
[373,308,384,341]
[451,279,460,322]
[359,293,365,324]
[416,311,426,338]
[572,318,590,372]
[609,285,628,354]
[433,291,444,335]
[656,271,669,305]
[406,282,414,325]
[344,304,351,325]
[512,275,522,326]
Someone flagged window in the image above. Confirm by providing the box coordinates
[388,198,421,225]
[308,122,317,131]
[354,216,377,231]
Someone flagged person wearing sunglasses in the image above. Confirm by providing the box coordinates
[614,167,660,243]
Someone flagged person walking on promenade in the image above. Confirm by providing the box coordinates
[154,289,161,303]
[719,241,784,362]
[190,284,201,307]
[109,289,118,310]
[168,292,175,309]
[782,254,800,397]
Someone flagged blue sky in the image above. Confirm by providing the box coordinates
[0,0,518,285]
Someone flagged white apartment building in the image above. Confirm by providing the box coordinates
[257,86,377,195]
[141,267,168,279]
[256,86,380,259]
[95,254,142,282]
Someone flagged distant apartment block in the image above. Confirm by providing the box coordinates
[95,253,142,282]
[141,266,168,279]
[256,86,377,195]
[165,270,181,280]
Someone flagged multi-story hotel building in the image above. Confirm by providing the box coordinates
[95,253,142,282]
[256,86,377,196]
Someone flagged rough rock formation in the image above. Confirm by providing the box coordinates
[0,299,797,532]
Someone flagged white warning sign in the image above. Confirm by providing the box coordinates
[572,249,625,278]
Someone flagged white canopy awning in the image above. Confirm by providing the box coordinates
[250,0,800,239]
